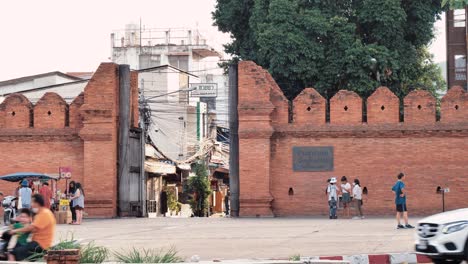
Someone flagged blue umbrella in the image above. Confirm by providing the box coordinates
[0,172,58,182]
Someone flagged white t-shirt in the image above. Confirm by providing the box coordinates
[353,184,362,200]
[341,182,351,194]
[327,184,338,201]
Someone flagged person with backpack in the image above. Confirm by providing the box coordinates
[326,177,338,219]
[391,173,414,229]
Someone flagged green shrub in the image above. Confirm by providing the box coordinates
[183,162,212,217]
[289,254,301,261]
[114,247,183,263]
[25,238,108,263]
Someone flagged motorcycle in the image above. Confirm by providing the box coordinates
[2,196,17,225]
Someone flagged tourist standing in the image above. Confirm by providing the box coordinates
[340,176,352,218]
[352,179,364,219]
[18,180,32,209]
[67,181,76,224]
[9,194,56,261]
[71,182,85,225]
[327,177,338,219]
[391,173,414,229]
[38,182,52,209]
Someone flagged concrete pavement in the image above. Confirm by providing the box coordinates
[56,217,420,261]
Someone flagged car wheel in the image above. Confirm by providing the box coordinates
[465,237,468,261]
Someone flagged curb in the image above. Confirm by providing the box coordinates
[301,253,432,264]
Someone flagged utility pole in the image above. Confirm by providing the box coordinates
[139,78,150,217]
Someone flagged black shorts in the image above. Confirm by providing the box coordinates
[396,204,407,212]
[12,241,43,261]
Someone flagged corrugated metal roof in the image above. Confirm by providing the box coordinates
[0,71,82,86]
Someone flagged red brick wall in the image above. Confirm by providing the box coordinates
[34,92,68,129]
[0,94,32,129]
[238,61,468,217]
[0,63,139,218]
[330,90,362,125]
[293,88,326,125]
[367,87,399,124]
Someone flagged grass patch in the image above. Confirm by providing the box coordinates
[80,242,109,263]
[113,246,183,263]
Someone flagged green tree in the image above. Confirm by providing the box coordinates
[213,0,446,99]
[442,0,468,9]
[184,163,212,217]
[166,188,181,215]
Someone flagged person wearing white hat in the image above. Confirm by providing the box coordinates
[327,177,338,219]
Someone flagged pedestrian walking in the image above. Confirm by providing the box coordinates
[391,173,414,229]
[352,179,364,219]
[38,182,52,209]
[70,182,85,225]
[340,176,352,218]
[18,180,32,209]
[67,181,77,224]
[327,177,338,219]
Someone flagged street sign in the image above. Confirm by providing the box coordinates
[189,83,217,97]
[59,167,72,179]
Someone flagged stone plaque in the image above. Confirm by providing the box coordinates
[293,146,334,171]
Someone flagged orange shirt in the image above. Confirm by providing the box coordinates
[39,186,52,208]
[32,208,56,249]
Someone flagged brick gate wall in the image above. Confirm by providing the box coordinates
[0,63,139,218]
[238,61,468,217]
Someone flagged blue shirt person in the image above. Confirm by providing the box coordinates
[392,180,406,205]
[391,173,414,229]
[19,180,32,209]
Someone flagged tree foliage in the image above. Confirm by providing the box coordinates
[443,0,468,9]
[184,163,212,217]
[213,0,446,99]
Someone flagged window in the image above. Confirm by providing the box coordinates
[455,55,467,81]
[139,55,160,69]
[454,9,466,27]
[168,55,189,71]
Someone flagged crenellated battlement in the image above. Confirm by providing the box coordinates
[238,61,468,218]
[0,92,77,129]
[0,62,139,218]
[239,61,468,127]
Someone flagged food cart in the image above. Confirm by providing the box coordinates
[0,172,58,224]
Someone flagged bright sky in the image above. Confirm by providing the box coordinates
[0,1,446,81]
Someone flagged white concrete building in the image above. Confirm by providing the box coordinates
[111,25,229,128]
[140,65,210,162]
[0,72,88,103]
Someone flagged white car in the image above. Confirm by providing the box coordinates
[415,208,468,264]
